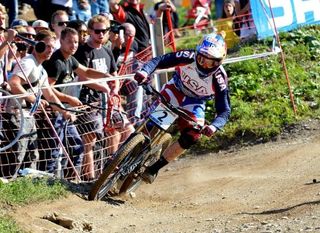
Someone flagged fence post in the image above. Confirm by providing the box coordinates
[153,17,168,88]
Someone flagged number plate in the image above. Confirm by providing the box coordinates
[149,102,178,130]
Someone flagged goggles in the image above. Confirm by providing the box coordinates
[196,53,222,69]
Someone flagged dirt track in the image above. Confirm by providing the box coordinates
[9,120,320,233]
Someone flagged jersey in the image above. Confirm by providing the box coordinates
[75,43,117,103]
[43,49,80,96]
[12,54,49,109]
[139,49,231,130]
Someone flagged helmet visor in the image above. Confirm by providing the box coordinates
[196,53,222,69]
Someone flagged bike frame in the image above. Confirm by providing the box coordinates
[88,84,203,200]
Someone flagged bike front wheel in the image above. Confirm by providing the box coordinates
[119,133,172,194]
[88,133,146,201]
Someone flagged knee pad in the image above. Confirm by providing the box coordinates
[178,129,201,149]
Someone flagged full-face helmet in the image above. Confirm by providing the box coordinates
[195,32,227,76]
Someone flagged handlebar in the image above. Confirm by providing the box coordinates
[142,84,205,131]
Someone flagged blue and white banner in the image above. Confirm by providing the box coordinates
[251,0,320,39]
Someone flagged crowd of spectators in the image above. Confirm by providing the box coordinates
[0,0,256,180]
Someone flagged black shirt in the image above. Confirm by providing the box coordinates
[43,49,79,94]
[74,43,117,103]
[122,5,150,52]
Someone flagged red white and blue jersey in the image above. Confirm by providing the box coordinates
[140,49,231,130]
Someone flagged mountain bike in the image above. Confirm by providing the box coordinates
[88,84,203,200]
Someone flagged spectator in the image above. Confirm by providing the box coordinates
[51,10,70,50]
[111,22,138,64]
[67,19,88,45]
[110,22,144,124]
[153,0,181,37]
[8,27,29,70]
[10,19,28,29]
[72,0,91,23]
[32,20,50,33]
[110,0,151,52]
[215,0,240,49]
[43,27,113,179]
[183,0,212,31]
[51,0,74,19]
[25,26,37,39]
[90,0,109,16]
[75,14,135,179]
[1,30,76,178]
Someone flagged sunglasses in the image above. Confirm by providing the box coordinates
[57,21,69,26]
[78,30,88,36]
[93,27,110,34]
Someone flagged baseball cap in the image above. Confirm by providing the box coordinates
[10,19,28,28]
[32,19,49,29]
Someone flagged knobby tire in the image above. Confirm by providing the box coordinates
[119,133,172,194]
[88,133,146,200]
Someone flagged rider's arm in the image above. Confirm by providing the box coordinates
[139,50,195,76]
[211,68,231,130]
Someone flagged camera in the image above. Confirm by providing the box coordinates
[110,24,125,34]
[15,42,28,52]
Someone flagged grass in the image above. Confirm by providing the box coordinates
[0,217,22,233]
[0,177,68,205]
[0,177,69,232]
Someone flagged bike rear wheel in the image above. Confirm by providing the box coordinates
[119,133,172,194]
[88,133,146,201]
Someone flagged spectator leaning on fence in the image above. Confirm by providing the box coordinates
[75,14,135,180]
[43,27,115,180]
[0,30,76,178]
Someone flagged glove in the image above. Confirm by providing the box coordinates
[201,125,217,137]
[134,70,148,85]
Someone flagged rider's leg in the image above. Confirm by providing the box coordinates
[142,128,201,183]
[147,141,185,175]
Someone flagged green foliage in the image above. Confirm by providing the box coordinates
[176,25,320,152]
[0,216,23,233]
[0,176,69,231]
[0,177,68,205]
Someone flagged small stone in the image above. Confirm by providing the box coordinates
[129,192,136,198]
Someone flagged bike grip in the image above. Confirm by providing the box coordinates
[142,84,153,95]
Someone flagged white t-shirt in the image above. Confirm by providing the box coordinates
[11,54,50,109]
